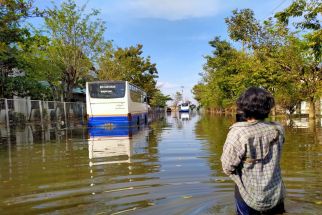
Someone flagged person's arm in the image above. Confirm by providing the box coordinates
[274,122,285,145]
[221,129,246,175]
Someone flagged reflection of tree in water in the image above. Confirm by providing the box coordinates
[0,126,90,205]
[169,112,184,130]
[194,115,234,176]
[281,125,322,204]
[176,118,183,129]
[167,111,197,131]
[147,118,169,157]
[192,115,322,215]
[0,121,172,213]
[195,115,322,207]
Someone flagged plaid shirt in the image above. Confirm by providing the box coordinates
[221,121,285,211]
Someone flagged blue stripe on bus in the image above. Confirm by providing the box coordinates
[89,126,139,137]
[87,113,147,127]
[179,109,190,112]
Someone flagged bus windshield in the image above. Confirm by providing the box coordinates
[89,82,126,99]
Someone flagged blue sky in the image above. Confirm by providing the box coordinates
[34,0,292,103]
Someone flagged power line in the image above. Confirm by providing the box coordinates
[266,0,290,18]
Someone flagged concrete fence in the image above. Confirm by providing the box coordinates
[0,97,85,127]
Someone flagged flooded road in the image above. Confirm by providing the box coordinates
[0,113,321,214]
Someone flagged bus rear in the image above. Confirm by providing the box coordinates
[86,81,130,127]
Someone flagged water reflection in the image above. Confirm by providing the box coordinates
[167,111,198,130]
[0,115,321,214]
[194,115,233,175]
[0,120,169,214]
[179,112,190,121]
[286,117,322,128]
[88,127,146,165]
[194,114,322,214]
[84,121,168,214]
[0,123,86,145]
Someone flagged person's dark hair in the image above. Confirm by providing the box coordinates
[237,87,275,120]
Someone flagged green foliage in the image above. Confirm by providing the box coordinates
[0,0,167,105]
[43,0,106,101]
[274,0,322,117]
[20,33,63,100]
[275,0,322,60]
[149,90,171,108]
[0,0,42,97]
[0,0,35,51]
[194,5,322,117]
[0,0,165,105]
[98,44,159,100]
[4,76,52,99]
[200,37,250,109]
[225,9,260,50]
[275,83,301,115]
[193,82,221,108]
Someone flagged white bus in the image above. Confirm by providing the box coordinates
[86,81,148,127]
[178,102,190,112]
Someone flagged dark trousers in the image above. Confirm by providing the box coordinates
[235,186,285,215]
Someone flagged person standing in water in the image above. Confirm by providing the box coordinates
[221,87,286,215]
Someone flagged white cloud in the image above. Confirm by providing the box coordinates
[98,0,223,21]
[157,81,180,89]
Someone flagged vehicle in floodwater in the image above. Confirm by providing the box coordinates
[86,81,148,127]
[178,102,190,112]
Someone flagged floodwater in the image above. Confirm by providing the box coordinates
[0,113,321,215]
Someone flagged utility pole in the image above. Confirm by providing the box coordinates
[181,86,184,102]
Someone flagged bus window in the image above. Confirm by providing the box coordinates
[130,89,143,103]
[129,84,145,103]
[89,82,125,98]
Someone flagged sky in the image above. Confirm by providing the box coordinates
[33,0,293,103]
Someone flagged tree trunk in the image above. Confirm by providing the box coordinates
[65,84,72,102]
[0,69,4,98]
[308,98,315,119]
[296,102,301,116]
[308,118,316,130]
[315,98,321,116]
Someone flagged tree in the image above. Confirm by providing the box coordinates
[275,83,301,116]
[225,8,261,51]
[172,91,182,107]
[193,3,322,118]
[273,35,321,118]
[0,0,42,97]
[98,44,158,99]
[195,7,321,118]
[149,89,171,108]
[275,0,322,59]
[20,33,63,100]
[4,76,52,100]
[275,0,322,118]
[43,0,106,101]
[201,37,253,110]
